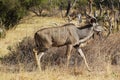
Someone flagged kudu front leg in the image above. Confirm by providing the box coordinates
[33,49,45,71]
[77,48,91,71]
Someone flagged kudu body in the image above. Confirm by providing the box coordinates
[34,18,103,71]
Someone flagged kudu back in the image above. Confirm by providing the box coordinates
[34,18,103,71]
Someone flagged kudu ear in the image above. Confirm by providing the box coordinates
[90,18,97,24]
[90,17,104,32]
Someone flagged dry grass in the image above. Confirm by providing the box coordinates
[0,15,65,57]
[0,13,120,80]
[0,67,120,80]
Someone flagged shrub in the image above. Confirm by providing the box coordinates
[0,21,6,38]
[0,27,6,38]
[0,0,27,29]
[1,37,36,71]
[1,36,81,71]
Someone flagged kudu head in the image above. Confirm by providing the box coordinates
[90,17,104,32]
[86,13,104,32]
[89,17,104,40]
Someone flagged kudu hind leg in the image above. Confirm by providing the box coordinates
[38,52,45,70]
[33,49,45,71]
[77,48,91,71]
[66,45,73,67]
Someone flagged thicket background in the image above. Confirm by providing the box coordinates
[0,0,120,29]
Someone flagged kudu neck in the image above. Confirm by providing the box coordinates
[78,24,93,30]
[77,24,94,40]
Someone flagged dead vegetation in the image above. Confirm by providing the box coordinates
[0,15,120,79]
[1,31,120,73]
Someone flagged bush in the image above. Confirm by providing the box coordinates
[1,36,81,71]
[0,21,6,38]
[0,0,51,29]
[0,0,27,29]
[0,27,6,38]
[1,37,36,71]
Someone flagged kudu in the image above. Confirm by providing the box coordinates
[33,18,103,71]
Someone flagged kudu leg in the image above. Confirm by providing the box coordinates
[33,49,45,71]
[66,45,73,67]
[77,48,91,71]
[38,52,45,66]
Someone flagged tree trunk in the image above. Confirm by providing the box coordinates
[88,0,93,15]
[30,7,42,16]
[65,0,71,17]
[99,2,103,16]
[119,0,120,12]
[110,0,115,11]
[59,2,64,18]
[99,0,104,16]
[38,6,43,16]
[84,7,87,16]
[71,0,78,8]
